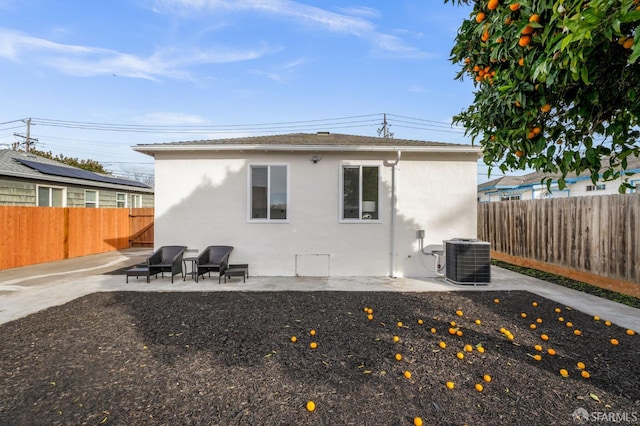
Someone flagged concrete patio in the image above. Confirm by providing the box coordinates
[0,248,639,331]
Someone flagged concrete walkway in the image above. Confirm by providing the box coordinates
[1,248,639,331]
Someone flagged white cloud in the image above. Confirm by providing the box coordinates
[152,0,426,57]
[0,28,274,80]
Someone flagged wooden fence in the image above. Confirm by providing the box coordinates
[478,194,640,297]
[0,207,154,270]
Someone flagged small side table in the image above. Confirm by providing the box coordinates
[183,257,199,282]
[224,264,249,283]
[126,266,149,283]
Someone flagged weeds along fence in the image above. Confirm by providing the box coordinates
[477,194,640,296]
[0,207,154,270]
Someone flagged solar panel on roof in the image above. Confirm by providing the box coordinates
[15,158,150,189]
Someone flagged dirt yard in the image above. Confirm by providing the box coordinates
[0,290,638,425]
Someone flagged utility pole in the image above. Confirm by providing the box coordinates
[13,118,38,152]
[377,113,394,139]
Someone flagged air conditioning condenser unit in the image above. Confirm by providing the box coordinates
[444,239,491,285]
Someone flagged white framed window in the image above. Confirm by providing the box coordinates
[116,192,127,208]
[131,194,142,208]
[500,194,521,201]
[586,184,606,192]
[248,164,289,221]
[85,190,98,208]
[340,165,380,222]
[37,185,65,207]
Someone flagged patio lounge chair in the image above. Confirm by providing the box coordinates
[196,245,233,283]
[147,245,187,283]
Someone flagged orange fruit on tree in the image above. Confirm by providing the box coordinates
[529,14,540,23]
[541,104,551,112]
[476,12,486,23]
[519,35,531,47]
[510,3,520,11]
[623,38,634,49]
[481,29,490,42]
[533,127,541,135]
[518,57,525,66]
[515,150,524,157]
[488,0,499,10]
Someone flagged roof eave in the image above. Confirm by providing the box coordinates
[132,143,482,156]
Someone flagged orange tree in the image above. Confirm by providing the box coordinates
[446,0,640,190]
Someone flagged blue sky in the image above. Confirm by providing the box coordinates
[0,0,509,183]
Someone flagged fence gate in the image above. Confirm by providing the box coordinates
[129,208,154,247]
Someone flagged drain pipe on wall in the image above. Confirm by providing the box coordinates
[384,150,401,278]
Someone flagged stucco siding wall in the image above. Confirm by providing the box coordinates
[153,151,478,277]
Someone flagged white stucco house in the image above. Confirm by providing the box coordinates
[478,155,640,202]
[133,133,481,278]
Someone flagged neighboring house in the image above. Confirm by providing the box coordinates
[133,132,481,278]
[478,155,640,202]
[0,149,154,207]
